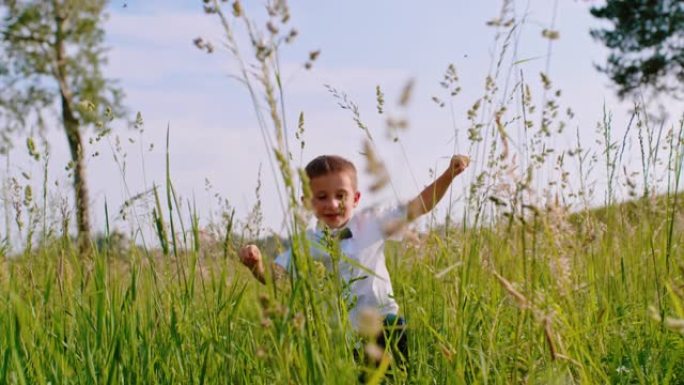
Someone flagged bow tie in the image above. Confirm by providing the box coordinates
[336,227,353,240]
[321,227,353,240]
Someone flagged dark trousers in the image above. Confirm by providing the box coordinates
[356,314,408,382]
[379,314,408,369]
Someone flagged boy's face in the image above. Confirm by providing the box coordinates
[308,171,360,229]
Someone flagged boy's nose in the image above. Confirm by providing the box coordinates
[323,199,341,210]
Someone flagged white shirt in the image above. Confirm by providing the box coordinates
[274,204,406,329]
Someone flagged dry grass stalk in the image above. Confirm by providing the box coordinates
[543,316,557,361]
[398,78,414,107]
[650,306,684,334]
[492,270,529,309]
[357,307,383,339]
[362,140,390,193]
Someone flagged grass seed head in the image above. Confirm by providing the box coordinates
[362,140,390,192]
[376,85,384,114]
[258,293,271,310]
[364,342,385,364]
[231,1,242,17]
[357,307,383,339]
[382,218,407,238]
[542,29,560,40]
[292,312,305,331]
[256,346,268,359]
[398,78,414,107]
[439,344,454,362]
[260,317,273,329]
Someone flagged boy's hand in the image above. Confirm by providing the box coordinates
[450,155,470,175]
[239,244,264,274]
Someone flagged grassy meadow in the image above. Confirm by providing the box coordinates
[2,1,684,384]
[1,181,683,384]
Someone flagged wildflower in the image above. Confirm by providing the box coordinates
[616,365,630,374]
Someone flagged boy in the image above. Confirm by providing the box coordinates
[239,154,469,369]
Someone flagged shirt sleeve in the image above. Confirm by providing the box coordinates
[273,248,291,270]
[273,227,327,272]
[372,203,409,241]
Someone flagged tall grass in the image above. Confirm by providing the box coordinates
[0,1,683,384]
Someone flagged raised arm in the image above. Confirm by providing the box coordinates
[239,244,287,284]
[406,155,470,221]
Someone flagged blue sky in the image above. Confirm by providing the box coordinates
[6,0,681,242]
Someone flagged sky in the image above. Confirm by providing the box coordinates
[3,0,683,244]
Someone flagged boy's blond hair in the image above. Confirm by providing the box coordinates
[305,155,358,188]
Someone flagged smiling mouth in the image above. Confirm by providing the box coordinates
[324,214,343,221]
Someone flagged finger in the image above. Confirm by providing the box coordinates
[241,255,256,268]
[248,249,260,260]
[242,245,257,255]
[239,248,255,263]
[242,249,256,260]
[239,253,250,264]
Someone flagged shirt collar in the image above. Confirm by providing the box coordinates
[314,216,355,240]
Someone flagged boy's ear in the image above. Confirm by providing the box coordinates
[353,191,361,207]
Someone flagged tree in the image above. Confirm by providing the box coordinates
[590,0,684,99]
[0,0,124,252]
